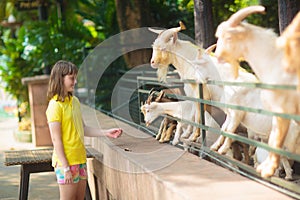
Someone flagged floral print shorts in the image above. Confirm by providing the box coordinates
[55,163,87,184]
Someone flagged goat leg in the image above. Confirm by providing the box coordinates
[210,135,225,151]
[163,122,177,142]
[156,118,166,140]
[218,110,245,155]
[280,157,293,180]
[242,143,250,165]
[218,137,234,155]
[257,117,290,178]
[191,102,201,141]
[172,123,183,145]
[231,142,243,161]
[210,114,233,151]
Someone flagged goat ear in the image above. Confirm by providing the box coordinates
[205,44,216,54]
[149,28,164,35]
[194,49,209,64]
[195,59,208,65]
[197,48,203,59]
[173,33,178,44]
[276,36,286,49]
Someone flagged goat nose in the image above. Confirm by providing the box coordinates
[217,56,225,64]
[150,59,154,64]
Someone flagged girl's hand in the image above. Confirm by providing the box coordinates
[64,170,73,184]
[106,128,122,138]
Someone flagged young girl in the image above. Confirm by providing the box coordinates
[46,60,122,200]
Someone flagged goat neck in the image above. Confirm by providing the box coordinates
[239,24,297,85]
[155,101,189,119]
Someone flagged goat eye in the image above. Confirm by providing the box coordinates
[225,36,232,41]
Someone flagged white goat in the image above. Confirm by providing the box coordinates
[197,47,300,179]
[150,23,262,146]
[140,101,220,146]
[253,120,300,180]
[277,11,300,90]
[214,5,300,178]
[150,23,223,142]
[145,89,178,143]
[150,23,300,178]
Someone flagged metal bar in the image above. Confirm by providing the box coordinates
[199,99,300,121]
[138,87,300,160]
[111,96,138,113]
[196,146,300,199]
[199,83,206,158]
[207,80,297,90]
[139,87,300,121]
[135,75,300,197]
[164,114,300,162]
[137,77,143,129]
[139,76,298,91]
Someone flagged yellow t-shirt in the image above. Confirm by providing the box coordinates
[46,95,86,167]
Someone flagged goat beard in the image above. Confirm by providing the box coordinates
[157,66,169,82]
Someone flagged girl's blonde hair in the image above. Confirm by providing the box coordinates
[47,60,78,101]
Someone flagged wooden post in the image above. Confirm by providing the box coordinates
[22,75,52,146]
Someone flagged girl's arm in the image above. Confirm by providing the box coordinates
[48,122,69,167]
[83,121,122,138]
[48,121,73,184]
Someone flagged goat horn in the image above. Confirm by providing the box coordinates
[283,12,300,34]
[205,44,217,54]
[146,88,156,104]
[148,28,164,35]
[149,88,156,95]
[146,93,152,104]
[228,5,265,27]
[157,90,165,101]
[160,21,186,42]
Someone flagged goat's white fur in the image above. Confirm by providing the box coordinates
[150,22,300,179]
[140,101,220,146]
[196,49,300,180]
[214,5,300,178]
[150,27,220,141]
[276,11,300,90]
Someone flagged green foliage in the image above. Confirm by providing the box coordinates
[0,27,39,102]
[75,0,119,38]
[23,14,92,69]
[149,0,195,36]
[0,1,96,103]
[95,58,126,110]
[212,0,279,33]
[0,0,282,111]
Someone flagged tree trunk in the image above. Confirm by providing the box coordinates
[0,0,6,22]
[193,0,215,48]
[114,0,152,68]
[278,0,300,34]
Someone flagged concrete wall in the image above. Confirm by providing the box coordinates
[82,105,293,200]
